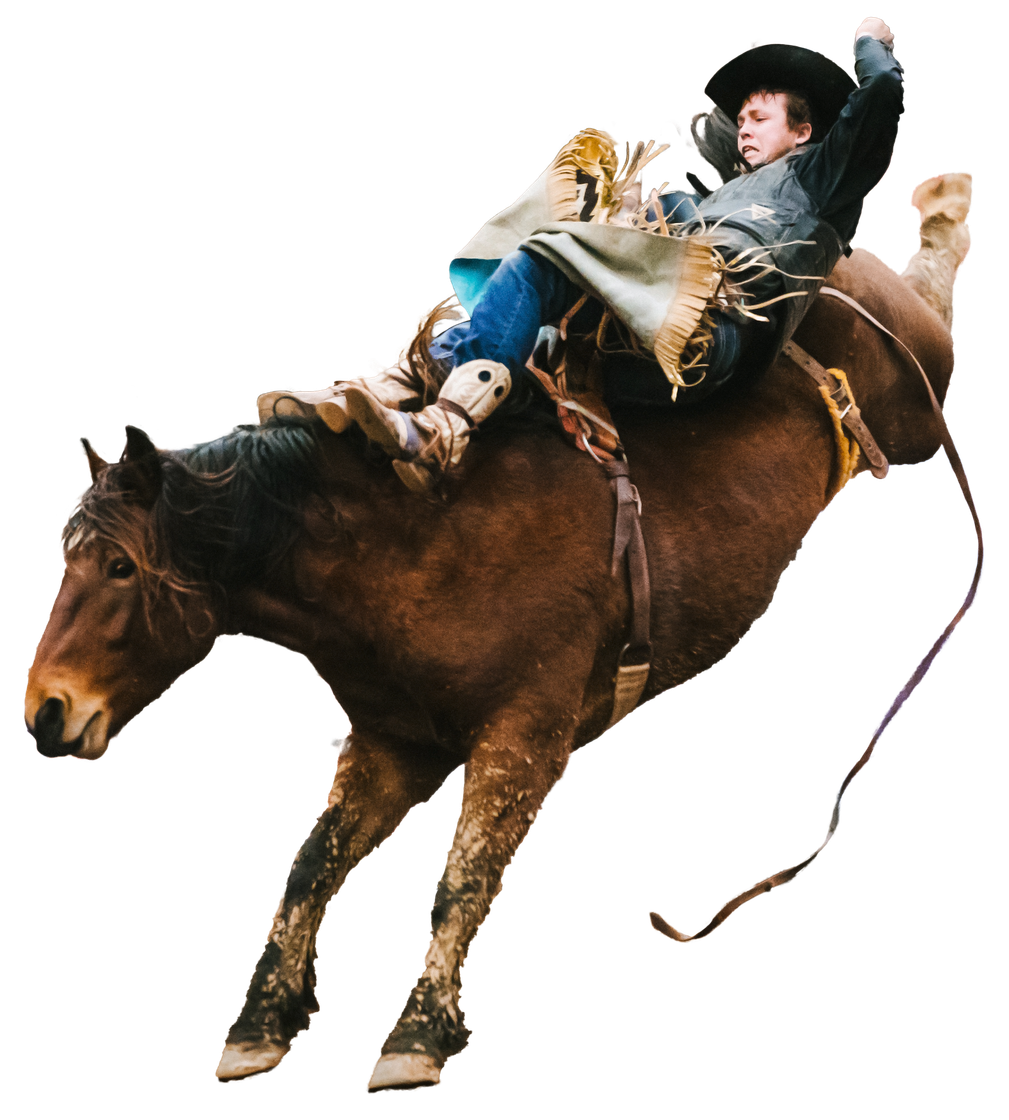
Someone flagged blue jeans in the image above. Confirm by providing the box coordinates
[443,250,579,374]
[432,248,767,409]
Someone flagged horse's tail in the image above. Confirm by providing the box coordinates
[400,296,465,406]
[901,173,972,329]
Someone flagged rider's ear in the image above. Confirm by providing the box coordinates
[81,438,108,483]
[118,425,163,507]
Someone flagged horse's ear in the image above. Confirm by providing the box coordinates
[118,425,163,506]
[122,425,157,463]
[81,438,108,483]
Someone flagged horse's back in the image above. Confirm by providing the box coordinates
[819,248,953,370]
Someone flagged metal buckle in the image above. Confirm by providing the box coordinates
[618,641,652,667]
[828,381,852,420]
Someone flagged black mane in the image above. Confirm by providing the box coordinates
[67,404,566,614]
[66,417,325,607]
[167,417,323,592]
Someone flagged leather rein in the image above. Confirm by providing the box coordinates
[640,288,981,945]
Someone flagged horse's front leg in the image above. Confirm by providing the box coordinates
[216,731,458,1081]
[367,709,575,1091]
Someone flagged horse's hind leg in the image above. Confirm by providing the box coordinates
[367,710,574,1091]
[216,731,458,1081]
[901,173,972,328]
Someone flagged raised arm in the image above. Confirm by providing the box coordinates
[796,18,904,232]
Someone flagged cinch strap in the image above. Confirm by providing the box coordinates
[602,460,652,728]
[782,339,890,479]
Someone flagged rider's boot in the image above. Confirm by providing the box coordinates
[257,368,419,433]
[344,359,511,493]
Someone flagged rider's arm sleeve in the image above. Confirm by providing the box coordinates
[796,37,904,226]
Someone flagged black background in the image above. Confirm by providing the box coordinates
[19,15,989,1102]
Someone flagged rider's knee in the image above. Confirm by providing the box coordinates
[693,311,776,398]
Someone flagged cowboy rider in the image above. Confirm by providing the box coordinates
[261,17,902,492]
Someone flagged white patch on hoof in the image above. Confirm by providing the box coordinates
[367,1052,441,1092]
[215,1042,289,1081]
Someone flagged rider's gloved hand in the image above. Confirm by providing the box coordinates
[855,16,894,49]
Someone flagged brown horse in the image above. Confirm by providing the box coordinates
[24,193,965,1090]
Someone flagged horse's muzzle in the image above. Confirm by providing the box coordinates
[28,697,89,758]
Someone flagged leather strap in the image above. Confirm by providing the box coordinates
[645,286,985,945]
[603,460,652,728]
[524,338,649,725]
[822,285,943,376]
[782,339,889,479]
[436,398,477,430]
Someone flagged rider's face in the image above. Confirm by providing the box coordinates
[737,93,812,168]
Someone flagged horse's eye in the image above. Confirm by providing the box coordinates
[108,558,136,580]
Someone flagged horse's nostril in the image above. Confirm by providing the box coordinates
[32,698,66,743]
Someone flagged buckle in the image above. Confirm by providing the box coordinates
[828,380,852,420]
[618,641,652,668]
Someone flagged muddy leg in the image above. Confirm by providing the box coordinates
[368,713,574,1091]
[901,173,972,328]
[216,732,458,1081]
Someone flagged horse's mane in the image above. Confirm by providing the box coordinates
[64,417,325,621]
[691,107,748,184]
[58,288,604,626]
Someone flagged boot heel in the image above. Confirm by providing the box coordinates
[345,387,418,456]
[317,397,352,434]
[257,388,337,424]
[393,459,437,494]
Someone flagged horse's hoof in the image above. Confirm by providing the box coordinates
[367,1052,441,1092]
[215,1041,289,1081]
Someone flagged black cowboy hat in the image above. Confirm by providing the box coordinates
[705,44,856,138]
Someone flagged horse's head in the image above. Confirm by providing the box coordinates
[26,427,218,759]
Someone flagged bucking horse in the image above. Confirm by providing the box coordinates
[24,174,974,1091]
